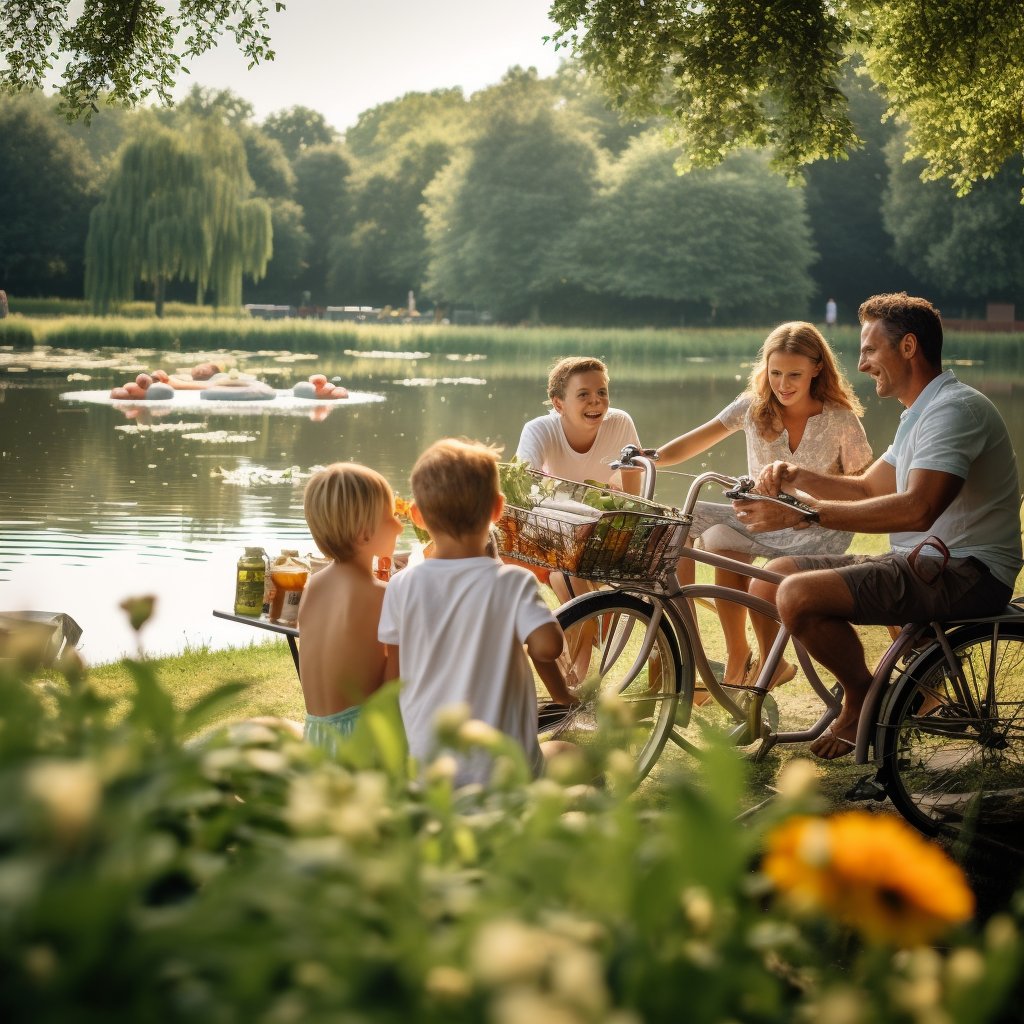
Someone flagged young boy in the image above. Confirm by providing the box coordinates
[378,438,577,785]
[298,462,403,753]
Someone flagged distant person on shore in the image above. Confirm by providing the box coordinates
[0,289,8,318]
[825,297,838,329]
[298,462,403,753]
[380,438,577,786]
[655,321,872,692]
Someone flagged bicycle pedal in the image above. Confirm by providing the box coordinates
[845,773,887,802]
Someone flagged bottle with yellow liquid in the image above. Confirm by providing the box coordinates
[234,547,267,617]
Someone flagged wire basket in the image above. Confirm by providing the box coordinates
[496,466,692,590]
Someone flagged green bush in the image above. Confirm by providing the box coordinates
[1,627,1022,1023]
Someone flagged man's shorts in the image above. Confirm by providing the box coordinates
[789,551,1012,626]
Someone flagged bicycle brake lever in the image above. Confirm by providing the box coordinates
[723,475,756,499]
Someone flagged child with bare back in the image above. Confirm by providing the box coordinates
[298,462,403,753]
[379,439,578,786]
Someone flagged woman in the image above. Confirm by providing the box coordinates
[657,322,872,690]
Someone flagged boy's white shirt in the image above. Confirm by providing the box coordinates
[378,556,556,784]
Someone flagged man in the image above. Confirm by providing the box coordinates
[739,292,1022,759]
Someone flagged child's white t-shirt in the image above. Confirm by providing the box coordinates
[515,408,640,485]
[378,557,557,785]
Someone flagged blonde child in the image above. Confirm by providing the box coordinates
[379,439,577,786]
[298,462,403,752]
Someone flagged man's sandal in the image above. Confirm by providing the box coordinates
[811,726,856,761]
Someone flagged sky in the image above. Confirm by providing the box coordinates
[174,0,567,132]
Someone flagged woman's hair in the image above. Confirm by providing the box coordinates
[546,356,608,402]
[303,462,394,563]
[746,321,863,438]
[411,438,502,538]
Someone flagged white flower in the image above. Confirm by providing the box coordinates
[25,759,101,845]
[774,758,819,800]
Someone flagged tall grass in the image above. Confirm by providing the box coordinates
[3,312,1020,368]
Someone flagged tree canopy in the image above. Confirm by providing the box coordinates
[549,0,1024,193]
[0,1,282,119]
[563,137,815,322]
[0,93,97,296]
[85,120,272,314]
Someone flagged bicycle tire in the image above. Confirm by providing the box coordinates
[879,620,1024,837]
[548,591,686,781]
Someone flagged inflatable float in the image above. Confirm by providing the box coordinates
[107,369,353,404]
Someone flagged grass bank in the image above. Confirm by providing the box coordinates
[4,313,1021,369]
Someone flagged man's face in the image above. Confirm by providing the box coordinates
[858,319,908,402]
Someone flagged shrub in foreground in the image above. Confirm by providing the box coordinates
[0,628,1022,1023]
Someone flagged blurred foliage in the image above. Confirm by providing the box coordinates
[548,0,1024,195]
[0,1,279,120]
[1,611,1024,1022]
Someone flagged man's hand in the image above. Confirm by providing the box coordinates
[756,459,800,497]
[732,496,810,533]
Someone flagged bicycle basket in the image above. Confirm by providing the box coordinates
[496,465,691,589]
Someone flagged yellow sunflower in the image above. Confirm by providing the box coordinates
[394,496,430,543]
[763,811,974,947]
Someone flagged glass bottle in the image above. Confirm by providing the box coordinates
[269,550,309,625]
[234,546,267,617]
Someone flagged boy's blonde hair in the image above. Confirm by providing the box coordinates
[411,438,501,538]
[303,462,394,562]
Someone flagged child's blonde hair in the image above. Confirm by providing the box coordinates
[546,356,608,402]
[411,438,502,538]
[746,321,863,439]
[303,462,394,562]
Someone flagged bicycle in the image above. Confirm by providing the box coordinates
[496,446,1024,839]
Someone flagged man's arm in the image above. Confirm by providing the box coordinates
[742,465,964,536]
[757,455,895,502]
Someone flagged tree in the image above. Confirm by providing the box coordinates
[171,85,255,128]
[243,128,295,199]
[1,1,281,119]
[802,66,923,317]
[85,120,272,315]
[331,89,469,306]
[244,198,309,305]
[423,70,601,321]
[549,1,1024,193]
[292,144,352,303]
[0,93,97,296]
[562,135,815,323]
[883,138,1024,310]
[262,106,338,160]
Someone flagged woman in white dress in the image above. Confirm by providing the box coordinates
[656,322,872,691]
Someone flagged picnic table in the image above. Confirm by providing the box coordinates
[212,610,300,679]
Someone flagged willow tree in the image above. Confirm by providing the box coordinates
[85,122,272,315]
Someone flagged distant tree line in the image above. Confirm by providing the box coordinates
[1,63,1022,324]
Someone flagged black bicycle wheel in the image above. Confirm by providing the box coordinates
[879,620,1024,837]
[546,591,687,781]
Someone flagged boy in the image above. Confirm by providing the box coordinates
[379,438,577,785]
[298,462,403,753]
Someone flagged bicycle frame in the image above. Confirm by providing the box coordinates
[609,455,1024,768]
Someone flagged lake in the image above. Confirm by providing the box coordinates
[2,337,1022,664]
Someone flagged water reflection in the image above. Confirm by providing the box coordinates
[3,342,1022,664]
